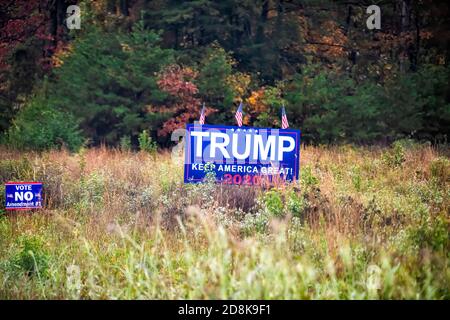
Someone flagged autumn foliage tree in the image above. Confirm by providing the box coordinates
[1,0,48,131]
[0,0,75,132]
[156,65,203,137]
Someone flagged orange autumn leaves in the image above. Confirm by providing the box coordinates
[304,20,348,64]
[244,89,267,126]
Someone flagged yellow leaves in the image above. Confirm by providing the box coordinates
[182,66,198,79]
[247,95,257,106]
[226,72,251,97]
[245,88,270,122]
[51,43,74,68]
[120,43,132,52]
[246,89,266,113]
[52,56,64,68]
[303,18,348,63]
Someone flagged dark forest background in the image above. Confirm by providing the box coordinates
[1,0,449,150]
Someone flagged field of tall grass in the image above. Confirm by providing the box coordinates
[0,142,448,299]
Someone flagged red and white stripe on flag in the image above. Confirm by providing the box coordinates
[199,104,206,125]
[281,106,289,129]
[235,111,242,127]
[199,111,205,125]
[235,102,243,127]
[282,114,289,129]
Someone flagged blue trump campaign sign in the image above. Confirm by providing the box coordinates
[184,124,301,185]
[5,182,43,210]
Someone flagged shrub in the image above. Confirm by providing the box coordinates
[263,189,284,217]
[351,165,362,192]
[394,138,424,150]
[406,214,449,252]
[429,157,449,186]
[9,235,49,278]
[138,130,157,154]
[301,166,319,189]
[80,172,106,206]
[6,95,83,152]
[214,184,259,213]
[382,141,406,168]
[286,191,305,218]
[0,157,33,183]
[119,136,132,152]
[240,211,270,236]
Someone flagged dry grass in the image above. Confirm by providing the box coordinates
[0,143,448,299]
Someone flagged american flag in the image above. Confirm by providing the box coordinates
[235,102,243,127]
[281,105,289,129]
[199,103,206,125]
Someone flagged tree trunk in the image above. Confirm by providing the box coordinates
[120,0,129,16]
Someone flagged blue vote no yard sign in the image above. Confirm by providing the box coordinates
[5,182,43,210]
[184,124,301,185]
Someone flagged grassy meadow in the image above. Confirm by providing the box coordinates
[0,143,449,299]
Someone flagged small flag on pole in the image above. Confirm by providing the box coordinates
[281,105,289,129]
[235,102,243,127]
[199,103,206,125]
